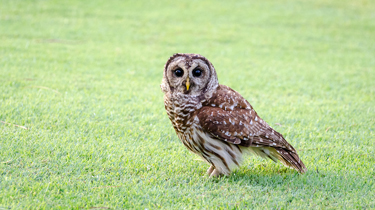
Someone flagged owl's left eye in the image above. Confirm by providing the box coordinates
[174,68,184,77]
[192,68,202,77]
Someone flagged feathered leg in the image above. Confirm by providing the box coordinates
[206,165,215,175]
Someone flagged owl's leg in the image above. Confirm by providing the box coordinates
[209,169,224,178]
[206,165,215,175]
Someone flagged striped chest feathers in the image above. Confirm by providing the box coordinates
[165,94,202,133]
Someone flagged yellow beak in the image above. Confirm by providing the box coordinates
[186,77,190,91]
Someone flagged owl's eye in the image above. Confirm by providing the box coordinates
[174,68,184,77]
[192,68,202,77]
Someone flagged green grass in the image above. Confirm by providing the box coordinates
[1,0,374,209]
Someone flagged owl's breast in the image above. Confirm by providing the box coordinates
[164,95,200,133]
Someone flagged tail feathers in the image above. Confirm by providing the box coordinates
[250,147,307,173]
[275,148,307,173]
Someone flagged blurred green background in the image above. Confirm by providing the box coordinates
[1,0,374,209]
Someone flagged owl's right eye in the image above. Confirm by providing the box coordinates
[174,68,184,77]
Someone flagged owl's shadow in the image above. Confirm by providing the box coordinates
[210,165,304,187]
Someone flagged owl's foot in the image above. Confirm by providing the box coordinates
[209,169,224,178]
[206,165,215,175]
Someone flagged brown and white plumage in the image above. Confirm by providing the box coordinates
[161,53,306,177]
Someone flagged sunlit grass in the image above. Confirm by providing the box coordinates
[1,0,374,209]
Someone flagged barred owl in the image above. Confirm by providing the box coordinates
[161,53,306,177]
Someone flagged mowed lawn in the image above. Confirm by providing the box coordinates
[1,0,374,209]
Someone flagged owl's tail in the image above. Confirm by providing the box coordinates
[274,148,307,173]
[251,147,307,173]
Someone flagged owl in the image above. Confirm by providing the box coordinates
[161,53,306,177]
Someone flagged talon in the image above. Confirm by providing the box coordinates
[209,169,224,178]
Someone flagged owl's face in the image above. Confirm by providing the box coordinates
[161,53,219,96]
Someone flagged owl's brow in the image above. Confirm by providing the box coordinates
[164,53,187,71]
[164,54,211,71]
[189,56,211,70]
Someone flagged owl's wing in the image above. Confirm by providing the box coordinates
[198,85,306,173]
[198,85,293,150]
[197,104,293,151]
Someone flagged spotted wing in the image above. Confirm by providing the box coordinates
[198,85,306,173]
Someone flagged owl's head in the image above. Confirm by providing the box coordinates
[161,53,219,96]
